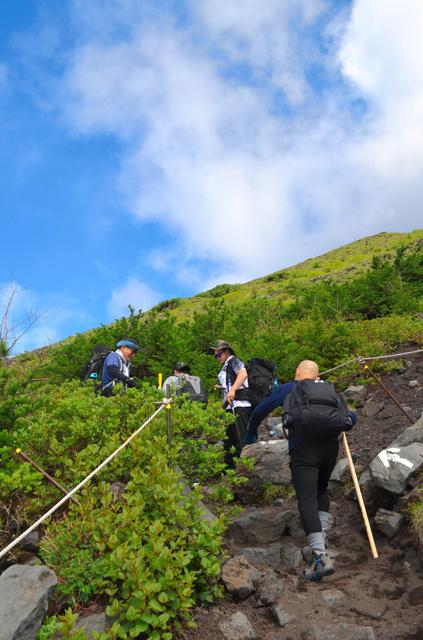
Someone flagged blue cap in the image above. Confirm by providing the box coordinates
[116,338,140,352]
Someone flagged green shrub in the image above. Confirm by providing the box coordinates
[40,441,225,639]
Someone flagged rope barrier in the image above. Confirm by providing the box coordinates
[0,402,168,561]
[320,348,423,377]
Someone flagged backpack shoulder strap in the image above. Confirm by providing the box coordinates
[225,357,237,386]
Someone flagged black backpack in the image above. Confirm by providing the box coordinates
[226,356,277,407]
[247,357,278,407]
[80,345,111,382]
[176,374,208,403]
[282,380,353,440]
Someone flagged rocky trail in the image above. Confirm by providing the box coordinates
[176,348,423,640]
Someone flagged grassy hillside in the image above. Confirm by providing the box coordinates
[156,229,423,320]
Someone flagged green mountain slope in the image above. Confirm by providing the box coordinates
[153,229,423,319]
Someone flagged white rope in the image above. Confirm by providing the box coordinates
[0,402,167,560]
[320,348,423,376]
[362,348,423,361]
[319,359,357,375]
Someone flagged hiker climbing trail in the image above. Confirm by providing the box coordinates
[176,348,423,640]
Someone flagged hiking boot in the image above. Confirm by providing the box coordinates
[302,551,334,582]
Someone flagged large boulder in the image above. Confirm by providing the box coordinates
[369,443,423,494]
[392,413,423,447]
[226,508,293,544]
[239,440,291,500]
[0,564,58,640]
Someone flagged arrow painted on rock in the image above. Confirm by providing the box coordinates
[378,447,414,469]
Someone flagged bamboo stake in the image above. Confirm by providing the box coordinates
[342,432,378,559]
[357,358,414,424]
[15,449,80,505]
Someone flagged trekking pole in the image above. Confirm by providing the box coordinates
[342,433,378,559]
[165,384,172,447]
[15,449,80,505]
[356,356,414,425]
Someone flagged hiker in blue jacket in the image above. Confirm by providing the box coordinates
[245,359,357,581]
[101,338,140,396]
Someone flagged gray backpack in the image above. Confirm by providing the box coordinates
[177,374,208,403]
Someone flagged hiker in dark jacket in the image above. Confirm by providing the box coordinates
[245,359,356,581]
[101,338,140,396]
[210,340,252,468]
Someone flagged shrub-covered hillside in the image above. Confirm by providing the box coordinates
[15,229,423,388]
[0,230,422,639]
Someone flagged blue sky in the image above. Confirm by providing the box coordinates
[1,1,422,352]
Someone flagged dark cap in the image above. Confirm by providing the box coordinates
[209,340,234,354]
[174,361,191,373]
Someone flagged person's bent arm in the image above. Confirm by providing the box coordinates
[107,365,130,383]
[226,367,248,403]
[245,381,295,443]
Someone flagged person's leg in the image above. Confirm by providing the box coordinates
[223,417,239,468]
[290,442,322,538]
[291,441,335,581]
[317,439,339,546]
[234,406,251,455]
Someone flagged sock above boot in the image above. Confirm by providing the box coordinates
[307,531,325,553]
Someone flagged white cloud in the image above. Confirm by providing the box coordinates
[38,0,423,286]
[340,0,423,103]
[192,0,327,104]
[107,277,161,318]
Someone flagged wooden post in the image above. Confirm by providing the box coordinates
[357,358,414,424]
[15,449,80,505]
[342,433,378,559]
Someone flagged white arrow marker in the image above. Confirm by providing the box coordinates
[378,447,414,469]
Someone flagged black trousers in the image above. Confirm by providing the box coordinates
[224,406,251,468]
[289,438,339,535]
